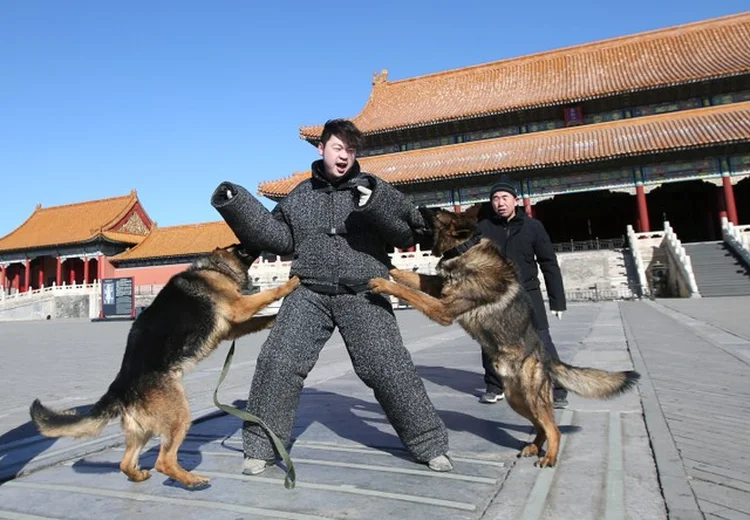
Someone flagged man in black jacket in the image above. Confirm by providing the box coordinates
[211,119,452,474]
[476,178,569,408]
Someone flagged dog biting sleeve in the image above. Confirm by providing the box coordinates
[211,181,293,255]
[354,175,427,249]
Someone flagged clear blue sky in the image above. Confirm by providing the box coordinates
[2,1,747,237]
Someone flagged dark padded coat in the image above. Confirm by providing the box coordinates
[477,209,566,330]
[212,160,426,291]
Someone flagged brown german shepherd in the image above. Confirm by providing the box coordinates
[30,245,300,488]
[369,205,639,467]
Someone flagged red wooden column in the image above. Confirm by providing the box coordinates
[98,255,104,319]
[69,260,76,285]
[56,256,62,286]
[83,257,90,284]
[523,196,534,218]
[37,262,44,288]
[722,172,739,225]
[24,258,30,292]
[0,264,5,291]
[635,183,651,232]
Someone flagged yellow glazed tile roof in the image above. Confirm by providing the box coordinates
[0,191,150,252]
[260,102,750,198]
[300,13,750,139]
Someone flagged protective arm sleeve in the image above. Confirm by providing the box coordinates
[210,181,294,256]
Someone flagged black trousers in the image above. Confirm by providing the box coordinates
[482,328,566,397]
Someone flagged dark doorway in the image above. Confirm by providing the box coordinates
[645,180,720,242]
[735,177,749,225]
[534,190,633,243]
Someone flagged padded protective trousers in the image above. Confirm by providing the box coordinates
[242,286,449,462]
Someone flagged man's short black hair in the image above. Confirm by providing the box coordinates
[320,119,364,150]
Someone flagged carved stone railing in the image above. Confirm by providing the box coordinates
[0,281,99,305]
[626,225,650,298]
[721,217,750,268]
[663,221,700,298]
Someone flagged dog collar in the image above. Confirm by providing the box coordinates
[442,232,483,260]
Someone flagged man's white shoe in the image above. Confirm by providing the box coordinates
[242,458,274,475]
[480,391,505,404]
[428,454,454,472]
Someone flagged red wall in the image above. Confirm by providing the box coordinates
[111,263,191,287]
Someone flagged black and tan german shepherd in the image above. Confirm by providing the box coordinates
[369,205,639,468]
[30,245,300,488]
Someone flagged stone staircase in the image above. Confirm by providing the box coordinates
[540,248,637,301]
[682,241,750,297]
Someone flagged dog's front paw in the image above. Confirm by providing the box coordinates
[277,276,300,296]
[388,268,408,282]
[368,278,391,294]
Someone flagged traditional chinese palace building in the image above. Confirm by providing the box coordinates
[0,192,152,293]
[0,191,238,293]
[259,12,750,244]
[2,13,749,298]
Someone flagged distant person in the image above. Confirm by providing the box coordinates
[477,178,568,408]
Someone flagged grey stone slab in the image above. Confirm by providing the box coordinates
[669,422,748,446]
[622,411,668,520]
[689,468,750,493]
[690,479,750,515]
[672,440,750,465]
[666,416,750,442]
[683,458,750,483]
[0,303,667,519]
[539,411,609,520]
[657,296,750,342]
[621,299,750,520]
[619,302,703,519]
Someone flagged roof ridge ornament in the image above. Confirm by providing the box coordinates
[372,69,389,85]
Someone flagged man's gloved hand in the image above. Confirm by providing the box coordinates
[552,310,564,320]
[357,185,372,207]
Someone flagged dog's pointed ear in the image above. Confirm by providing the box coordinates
[433,209,455,225]
[463,204,482,219]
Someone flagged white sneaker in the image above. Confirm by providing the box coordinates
[480,391,505,403]
[428,454,454,472]
[242,458,274,475]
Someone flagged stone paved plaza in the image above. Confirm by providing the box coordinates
[0,297,748,519]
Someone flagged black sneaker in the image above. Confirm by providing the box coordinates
[553,397,569,409]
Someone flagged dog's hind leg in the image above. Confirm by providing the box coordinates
[506,386,546,458]
[533,405,561,468]
[152,382,209,488]
[119,414,153,482]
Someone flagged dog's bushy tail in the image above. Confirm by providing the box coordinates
[30,390,121,439]
[550,361,640,399]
